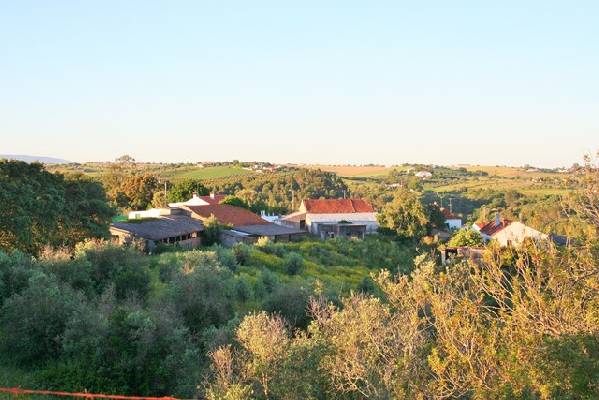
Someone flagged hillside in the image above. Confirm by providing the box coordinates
[0,154,70,164]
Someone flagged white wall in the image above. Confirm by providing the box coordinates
[305,212,379,234]
[492,222,547,246]
[446,218,462,230]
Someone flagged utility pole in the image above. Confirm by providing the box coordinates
[449,197,453,214]
[163,179,168,206]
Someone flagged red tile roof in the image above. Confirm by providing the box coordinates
[186,204,268,227]
[302,199,375,214]
[440,207,459,220]
[479,220,511,236]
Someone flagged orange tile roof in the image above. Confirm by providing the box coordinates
[479,220,511,236]
[440,207,459,219]
[302,199,375,214]
[186,204,268,227]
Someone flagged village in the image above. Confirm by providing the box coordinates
[109,185,566,262]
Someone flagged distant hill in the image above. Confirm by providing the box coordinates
[0,154,70,164]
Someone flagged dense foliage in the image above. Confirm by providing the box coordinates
[203,169,348,213]
[206,243,599,400]
[0,236,416,397]
[0,161,114,255]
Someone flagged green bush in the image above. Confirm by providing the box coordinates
[284,252,304,275]
[232,243,251,265]
[263,285,312,329]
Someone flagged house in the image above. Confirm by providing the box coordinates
[110,208,204,251]
[281,198,378,239]
[472,214,548,247]
[440,207,462,230]
[180,198,306,245]
[415,171,432,179]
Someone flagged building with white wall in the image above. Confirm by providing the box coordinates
[281,199,378,239]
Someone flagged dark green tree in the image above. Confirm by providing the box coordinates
[377,190,429,239]
[167,179,209,203]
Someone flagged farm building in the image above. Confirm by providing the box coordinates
[110,209,204,251]
[111,194,307,249]
[281,198,378,239]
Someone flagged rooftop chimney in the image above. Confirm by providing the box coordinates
[191,192,198,199]
[495,212,501,227]
[210,192,215,199]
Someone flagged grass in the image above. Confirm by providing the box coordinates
[161,166,252,181]
[111,214,128,222]
[303,164,392,177]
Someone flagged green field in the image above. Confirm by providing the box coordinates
[160,165,252,181]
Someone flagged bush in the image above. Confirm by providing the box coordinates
[169,264,235,335]
[235,277,252,302]
[0,273,83,365]
[214,245,238,272]
[0,251,37,307]
[447,228,484,247]
[75,240,151,301]
[232,243,251,265]
[263,285,311,329]
[284,252,304,275]
[357,276,376,294]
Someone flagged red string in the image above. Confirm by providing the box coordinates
[0,387,178,400]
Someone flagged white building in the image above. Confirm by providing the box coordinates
[281,199,378,239]
[441,207,462,230]
[472,215,548,247]
[415,171,433,179]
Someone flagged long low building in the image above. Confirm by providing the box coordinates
[110,211,204,251]
[220,223,307,246]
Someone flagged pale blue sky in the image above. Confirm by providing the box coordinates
[1,1,597,167]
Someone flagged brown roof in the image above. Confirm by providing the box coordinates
[479,220,511,236]
[440,207,459,220]
[186,204,268,227]
[302,199,375,214]
[111,215,204,240]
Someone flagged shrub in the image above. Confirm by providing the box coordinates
[232,243,251,265]
[215,245,238,272]
[0,273,83,365]
[235,278,252,302]
[284,252,304,275]
[169,264,235,335]
[263,285,311,329]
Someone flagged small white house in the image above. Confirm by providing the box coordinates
[441,208,462,230]
[472,215,547,247]
[415,171,433,179]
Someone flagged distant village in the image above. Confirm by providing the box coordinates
[111,179,567,257]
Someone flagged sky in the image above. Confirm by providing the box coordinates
[1,1,597,167]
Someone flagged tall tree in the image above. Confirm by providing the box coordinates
[377,190,429,239]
